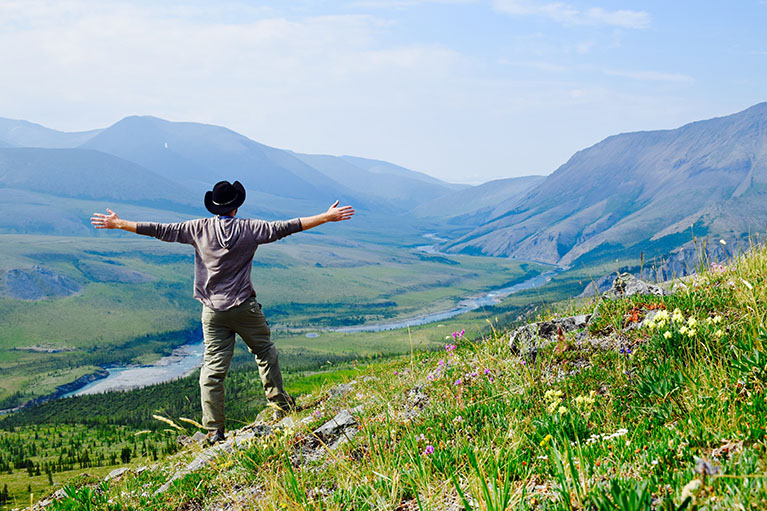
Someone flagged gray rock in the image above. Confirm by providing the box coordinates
[604,273,668,299]
[328,381,357,397]
[405,385,430,420]
[313,408,361,442]
[509,314,591,355]
[156,424,273,494]
[105,467,130,481]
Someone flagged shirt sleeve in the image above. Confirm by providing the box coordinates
[249,218,303,244]
[136,220,198,245]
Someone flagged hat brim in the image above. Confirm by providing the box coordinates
[204,181,246,215]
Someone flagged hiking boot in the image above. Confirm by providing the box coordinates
[204,429,226,446]
[270,394,296,421]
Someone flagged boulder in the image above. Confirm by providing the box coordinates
[604,273,669,298]
[509,314,590,355]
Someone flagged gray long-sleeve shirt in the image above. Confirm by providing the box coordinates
[136,217,303,311]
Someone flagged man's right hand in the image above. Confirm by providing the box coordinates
[91,209,138,233]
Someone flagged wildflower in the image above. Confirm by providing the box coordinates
[687,329,696,338]
[714,329,723,338]
[655,310,670,322]
[484,368,491,375]
[451,330,465,341]
[419,433,425,442]
[687,317,697,328]
[423,445,434,456]
[681,479,702,504]
[540,434,553,447]
[679,326,689,335]
[454,379,462,386]
[558,406,568,414]
[713,315,723,324]
[453,415,463,423]
[663,331,672,339]
[545,389,563,400]
[672,309,684,323]
[445,343,457,352]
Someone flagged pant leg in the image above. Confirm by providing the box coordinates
[200,306,236,431]
[230,297,291,407]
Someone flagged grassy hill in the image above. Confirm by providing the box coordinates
[6,241,767,509]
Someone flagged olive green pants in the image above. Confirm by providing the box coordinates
[200,296,290,432]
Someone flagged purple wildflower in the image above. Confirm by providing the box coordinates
[454,379,462,386]
[484,368,491,375]
[423,445,434,455]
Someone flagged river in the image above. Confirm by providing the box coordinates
[62,237,559,397]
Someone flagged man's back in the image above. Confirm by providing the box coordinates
[136,216,302,310]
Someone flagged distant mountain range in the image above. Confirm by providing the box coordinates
[3,104,766,269]
[443,102,767,265]
[1,115,519,235]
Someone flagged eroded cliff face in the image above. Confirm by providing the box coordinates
[444,102,767,265]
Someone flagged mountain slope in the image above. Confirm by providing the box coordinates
[0,147,197,207]
[294,152,457,206]
[0,117,102,148]
[16,245,767,510]
[446,102,767,264]
[411,175,545,224]
[79,116,351,201]
[340,154,465,189]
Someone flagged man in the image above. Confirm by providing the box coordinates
[91,180,354,444]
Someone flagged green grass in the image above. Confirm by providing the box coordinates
[29,240,767,510]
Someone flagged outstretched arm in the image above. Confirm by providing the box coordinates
[300,201,355,231]
[91,209,138,233]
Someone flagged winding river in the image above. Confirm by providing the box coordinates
[62,239,559,397]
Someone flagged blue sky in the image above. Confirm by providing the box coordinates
[1,1,765,183]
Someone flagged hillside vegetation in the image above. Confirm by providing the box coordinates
[20,242,767,510]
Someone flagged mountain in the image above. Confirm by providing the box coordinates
[75,116,468,217]
[0,117,102,148]
[444,102,767,265]
[0,147,196,206]
[79,116,347,201]
[293,152,459,205]
[339,155,465,189]
[0,114,473,235]
[411,175,545,224]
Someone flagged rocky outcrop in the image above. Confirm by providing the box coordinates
[508,314,590,356]
[2,266,81,300]
[603,273,669,299]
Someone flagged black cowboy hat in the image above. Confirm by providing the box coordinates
[204,180,246,215]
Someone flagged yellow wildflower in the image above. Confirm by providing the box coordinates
[663,331,672,339]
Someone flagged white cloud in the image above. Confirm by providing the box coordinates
[604,69,695,84]
[349,0,476,7]
[494,0,650,29]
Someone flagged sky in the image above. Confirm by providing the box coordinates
[1,1,765,184]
